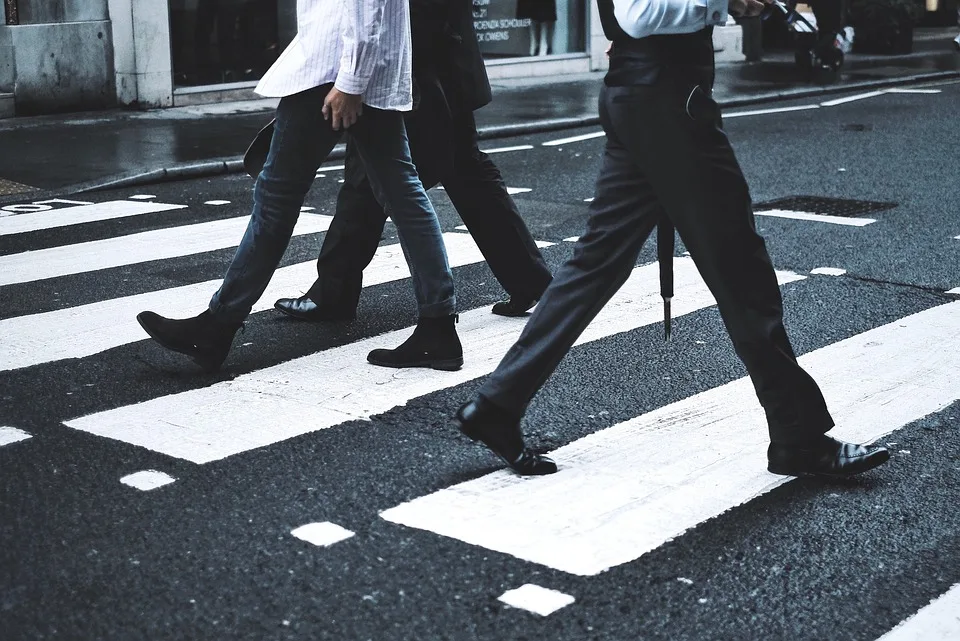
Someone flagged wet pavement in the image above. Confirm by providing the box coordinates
[0,28,956,198]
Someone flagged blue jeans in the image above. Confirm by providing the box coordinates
[209,84,456,323]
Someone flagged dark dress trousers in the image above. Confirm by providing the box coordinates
[476,2,835,445]
[304,0,552,313]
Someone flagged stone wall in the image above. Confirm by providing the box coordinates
[2,0,116,115]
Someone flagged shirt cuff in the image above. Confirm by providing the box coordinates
[705,0,729,26]
[334,69,369,96]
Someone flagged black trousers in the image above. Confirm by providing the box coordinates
[304,81,552,313]
[477,69,834,444]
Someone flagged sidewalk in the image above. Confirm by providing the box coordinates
[1,27,957,203]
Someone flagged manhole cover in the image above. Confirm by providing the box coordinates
[753,196,897,218]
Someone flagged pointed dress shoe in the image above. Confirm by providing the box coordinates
[136,310,242,372]
[367,314,463,371]
[455,396,557,476]
[491,296,538,317]
[274,295,356,322]
[767,435,890,478]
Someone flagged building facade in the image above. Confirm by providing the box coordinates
[1,0,609,116]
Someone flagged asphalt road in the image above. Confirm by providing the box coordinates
[2,80,960,641]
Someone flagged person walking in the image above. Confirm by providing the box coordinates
[453,0,891,478]
[273,0,554,338]
[137,0,462,373]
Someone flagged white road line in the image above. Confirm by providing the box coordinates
[506,187,532,195]
[755,208,876,227]
[0,233,518,372]
[876,583,960,641]
[0,200,188,236]
[884,88,942,94]
[481,144,534,154]
[947,286,960,295]
[820,91,888,107]
[128,195,156,200]
[0,426,32,447]
[317,164,345,172]
[563,236,580,242]
[380,301,960,576]
[542,131,605,147]
[204,200,231,206]
[0,214,331,288]
[291,522,355,547]
[120,470,176,491]
[724,104,820,118]
[63,260,802,464]
[498,585,575,616]
[810,267,846,276]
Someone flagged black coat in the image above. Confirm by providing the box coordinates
[410,0,492,111]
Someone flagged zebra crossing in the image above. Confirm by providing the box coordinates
[2,193,959,638]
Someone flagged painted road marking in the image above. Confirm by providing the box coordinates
[820,91,888,107]
[0,233,524,372]
[947,286,960,295]
[0,214,332,288]
[498,585,575,616]
[755,209,876,227]
[811,267,847,276]
[0,426,32,447]
[63,260,802,464]
[724,104,820,118]
[507,187,532,195]
[119,470,176,491]
[876,583,960,640]
[204,200,231,206]
[542,131,605,147]
[0,200,188,236]
[128,195,156,200]
[884,88,942,94]
[290,522,355,547]
[380,301,960,576]
[482,144,534,154]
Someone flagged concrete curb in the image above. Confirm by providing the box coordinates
[3,69,957,204]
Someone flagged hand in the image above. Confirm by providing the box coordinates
[322,87,363,130]
[729,0,768,18]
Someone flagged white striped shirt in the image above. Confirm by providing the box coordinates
[613,0,729,39]
[255,0,413,111]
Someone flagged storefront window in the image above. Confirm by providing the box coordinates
[169,0,297,87]
[473,0,586,58]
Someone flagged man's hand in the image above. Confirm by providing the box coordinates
[322,88,363,130]
[729,0,768,18]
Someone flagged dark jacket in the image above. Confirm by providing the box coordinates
[410,0,492,111]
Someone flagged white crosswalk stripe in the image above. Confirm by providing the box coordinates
[380,302,960,575]
[0,199,187,236]
[0,213,332,287]
[0,232,547,372]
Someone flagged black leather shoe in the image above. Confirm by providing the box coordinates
[491,296,538,317]
[768,435,890,478]
[274,295,356,322]
[455,397,557,476]
[368,314,463,370]
[136,310,242,372]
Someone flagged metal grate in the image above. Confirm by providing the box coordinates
[753,196,897,218]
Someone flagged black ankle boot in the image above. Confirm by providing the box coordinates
[367,314,463,370]
[137,309,242,372]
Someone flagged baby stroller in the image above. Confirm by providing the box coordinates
[764,0,847,83]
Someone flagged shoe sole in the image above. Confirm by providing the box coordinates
[367,356,463,371]
[136,313,223,373]
[767,448,891,478]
